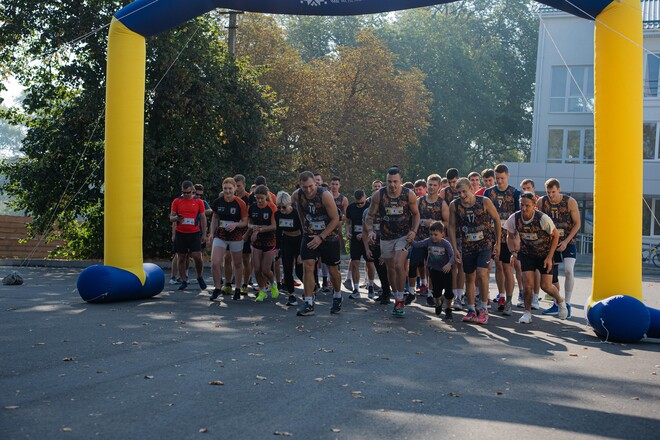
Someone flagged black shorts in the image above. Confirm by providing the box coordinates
[408,247,428,277]
[429,267,454,300]
[300,235,341,266]
[462,247,492,274]
[243,240,252,254]
[520,253,552,275]
[175,231,202,254]
[370,242,382,262]
[350,239,373,262]
[499,240,512,264]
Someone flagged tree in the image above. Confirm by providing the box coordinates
[379,1,538,177]
[0,1,284,258]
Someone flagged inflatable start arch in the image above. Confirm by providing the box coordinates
[77,0,660,342]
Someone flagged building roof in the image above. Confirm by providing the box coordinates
[539,1,660,29]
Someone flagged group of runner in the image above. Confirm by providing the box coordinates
[169,164,581,325]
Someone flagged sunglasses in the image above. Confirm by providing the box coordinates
[182,190,193,194]
[278,205,288,210]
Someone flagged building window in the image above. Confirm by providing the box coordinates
[547,127,594,164]
[645,53,660,97]
[643,122,660,160]
[550,66,594,113]
[643,198,660,237]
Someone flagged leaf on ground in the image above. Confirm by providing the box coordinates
[273,431,292,436]
[416,352,424,355]
[62,357,75,362]
[412,399,423,403]
[256,376,267,381]
[176,320,186,324]
[331,428,341,433]
[448,392,460,397]
[326,374,336,379]
[286,379,294,383]
[319,348,334,353]
[314,377,324,382]
[496,391,504,395]
[199,428,208,433]
[631,397,640,400]
[208,380,224,386]
[112,341,124,345]
[3,405,19,410]
[61,427,72,432]
[345,360,355,364]
[144,375,154,379]
[257,342,264,345]
[351,391,364,398]
[569,353,579,357]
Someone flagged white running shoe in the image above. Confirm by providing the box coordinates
[531,298,540,310]
[517,311,533,324]
[558,301,569,319]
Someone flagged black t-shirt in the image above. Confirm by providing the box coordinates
[275,207,302,234]
[346,201,370,240]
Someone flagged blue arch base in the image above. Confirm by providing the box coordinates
[77,264,164,303]
[586,295,657,343]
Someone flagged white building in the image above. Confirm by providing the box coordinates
[506,1,660,248]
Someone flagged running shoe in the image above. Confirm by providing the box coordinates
[378,294,391,305]
[233,289,241,301]
[462,310,478,323]
[343,278,353,291]
[404,292,416,305]
[557,301,569,319]
[197,277,207,290]
[178,281,188,291]
[566,304,572,319]
[502,300,512,316]
[367,285,375,299]
[168,277,178,285]
[544,294,553,301]
[256,290,268,302]
[417,284,428,295]
[297,301,315,316]
[435,305,442,316]
[321,286,331,293]
[222,284,233,295]
[293,280,301,287]
[497,296,506,312]
[453,298,464,311]
[240,285,248,295]
[270,284,279,299]
[517,293,524,308]
[349,289,361,299]
[286,295,298,306]
[392,299,405,316]
[477,307,489,325]
[518,311,533,324]
[444,308,453,320]
[330,297,343,314]
[531,298,540,310]
[426,295,436,307]
[494,293,502,302]
[541,303,559,315]
[210,288,222,301]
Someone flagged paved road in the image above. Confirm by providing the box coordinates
[1,266,659,439]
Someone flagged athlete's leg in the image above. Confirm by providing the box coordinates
[211,241,227,288]
[563,257,576,303]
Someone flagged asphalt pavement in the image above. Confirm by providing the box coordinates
[1,266,659,439]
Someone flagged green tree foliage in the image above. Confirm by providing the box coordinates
[379,1,538,178]
[0,1,282,258]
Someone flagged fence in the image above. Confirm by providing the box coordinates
[0,215,64,259]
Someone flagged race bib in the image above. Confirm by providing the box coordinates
[354,225,363,233]
[182,217,195,226]
[521,232,539,241]
[220,220,232,228]
[279,218,294,228]
[311,221,326,231]
[429,246,445,257]
[385,206,404,216]
[466,231,484,242]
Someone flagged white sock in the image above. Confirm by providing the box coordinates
[532,293,539,303]
[305,296,314,305]
[333,290,342,299]
[480,301,488,309]
[421,278,427,286]
[394,291,404,300]
[368,280,374,286]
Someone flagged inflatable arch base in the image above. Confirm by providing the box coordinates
[586,295,660,342]
[77,263,164,303]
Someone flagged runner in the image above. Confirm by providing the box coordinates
[169,180,207,291]
[275,191,304,306]
[293,171,343,316]
[468,172,482,194]
[248,185,279,302]
[517,178,540,308]
[475,169,494,196]
[414,179,427,198]
[537,178,581,319]
[410,173,449,307]
[448,178,501,324]
[365,166,420,316]
[439,168,465,309]
[372,180,383,192]
[330,177,349,290]
[505,192,569,323]
[344,190,376,299]
[483,164,521,314]
[410,220,455,319]
[208,177,248,301]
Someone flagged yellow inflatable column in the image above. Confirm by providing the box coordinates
[591,0,642,303]
[104,18,146,284]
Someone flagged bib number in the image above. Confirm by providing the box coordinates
[311,221,326,231]
[466,231,484,242]
[182,217,195,226]
[385,206,404,216]
[521,232,539,241]
[354,225,363,233]
[220,220,232,228]
[279,218,294,228]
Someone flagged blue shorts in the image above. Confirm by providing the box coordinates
[553,243,577,263]
[462,247,492,274]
